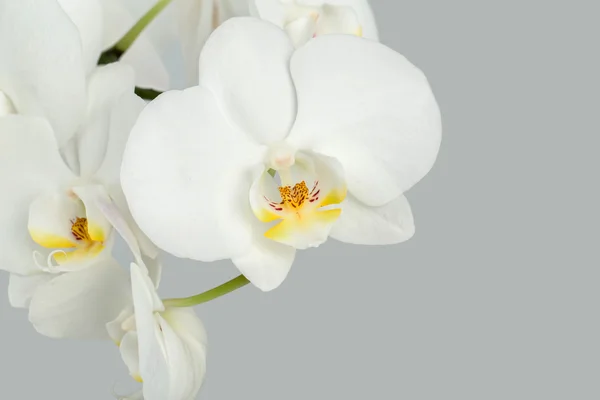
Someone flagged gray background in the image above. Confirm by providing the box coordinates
[1,0,599,398]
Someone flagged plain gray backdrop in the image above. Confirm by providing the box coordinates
[1,0,599,398]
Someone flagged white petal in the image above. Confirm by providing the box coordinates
[120,38,172,91]
[0,0,87,146]
[121,87,263,261]
[199,17,296,144]
[232,232,296,292]
[82,184,140,258]
[58,0,104,74]
[322,0,379,40]
[8,272,53,309]
[330,194,415,245]
[0,117,75,274]
[316,4,362,37]
[287,35,441,206]
[249,168,285,223]
[131,262,164,316]
[95,91,146,188]
[28,191,84,249]
[219,0,251,21]
[130,263,169,398]
[120,331,142,382]
[78,63,136,179]
[161,308,208,351]
[107,306,134,345]
[285,15,318,48]
[172,0,216,87]
[29,257,131,339]
[157,308,207,400]
[108,187,161,262]
[81,184,160,275]
[250,0,286,25]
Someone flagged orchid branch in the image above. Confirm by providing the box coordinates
[99,0,173,64]
[163,275,251,308]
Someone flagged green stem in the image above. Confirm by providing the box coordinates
[98,0,173,65]
[115,0,173,52]
[163,275,251,308]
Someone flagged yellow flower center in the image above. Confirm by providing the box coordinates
[279,181,309,209]
[71,217,92,242]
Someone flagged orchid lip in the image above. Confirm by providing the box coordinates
[28,189,111,272]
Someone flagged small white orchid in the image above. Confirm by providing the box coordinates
[101,0,217,90]
[107,262,207,400]
[250,0,378,47]
[121,17,442,292]
[97,196,206,400]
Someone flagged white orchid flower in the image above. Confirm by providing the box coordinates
[108,262,207,400]
[250,0,378,47]
[98,194,204,400]
[101,0,216,90]
[0,56,153,337]
[121,18,442,292]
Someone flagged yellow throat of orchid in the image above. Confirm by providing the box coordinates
[30,214,106,267]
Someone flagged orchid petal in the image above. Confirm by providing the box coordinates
[232,227,296,292]
[28,192,83,249]
[173,0,216,87]
[92,185,161,270]
[322,0,379,39]
[121,87,263,261]
[0,117,75,274]
[120,39,172,90]
[120,331,142,382]
[0,0,87,146]
[130,262,207,400]
[95,90,146,187]
[78,63,136,179]
[199,17,297,144]
[315,4,362,37]
[219,0,251,21]
[250,0,285,25]
[8,273,53,309]
[58,0,104,74]
[287,35,441,206]
[79,184,161,283]
[29,257,131,339]
[107,306,134,345]
[157,309,207,400]
[330,194,416,245]
[285,15,318,48]
[264,208,341,248]
[130,263,169,397]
